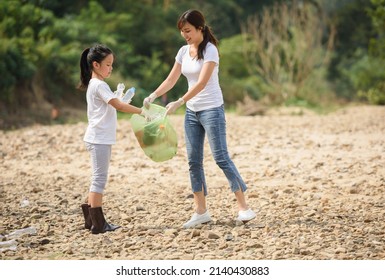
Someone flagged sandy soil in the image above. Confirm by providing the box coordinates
[0,105,384,260]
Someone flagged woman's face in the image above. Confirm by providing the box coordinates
[93,54,114,80]
[180,22,203,45]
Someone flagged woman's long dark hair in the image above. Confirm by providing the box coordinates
[177,9,219,60]
[78,44,113,91]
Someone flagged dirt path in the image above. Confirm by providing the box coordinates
[1,105,384,260]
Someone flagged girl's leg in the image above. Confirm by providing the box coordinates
[84,143,120,233]
[85,142,111,207]
[88,192,103,208]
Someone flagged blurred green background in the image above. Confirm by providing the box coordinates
[0,0,384,128]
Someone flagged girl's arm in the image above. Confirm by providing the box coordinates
[108,98,142,114]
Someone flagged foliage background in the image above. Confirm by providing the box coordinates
[0,0,384,128]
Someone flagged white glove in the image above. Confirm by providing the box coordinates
[140,107,151,120]
[166,98,185,115]
[143,92,158,108]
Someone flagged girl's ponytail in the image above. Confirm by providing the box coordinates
[77,44,113,91]
[78,48,91,91]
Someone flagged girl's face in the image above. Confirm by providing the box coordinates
[93,54,114,80]
[180,22,203,46]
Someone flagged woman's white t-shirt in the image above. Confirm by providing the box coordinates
[83,78,117,144]
[175,42,224,112]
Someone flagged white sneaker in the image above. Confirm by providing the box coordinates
[183,211,212,229]
[237,209,256,222]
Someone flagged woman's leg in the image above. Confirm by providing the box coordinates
[183,109,212,228]
[193,191,207,214]
[185,108,207,208]
[234,190,248,211]
[200,106,250,211]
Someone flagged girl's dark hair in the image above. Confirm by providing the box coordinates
[177,9,219,60]
[78,44,113,90]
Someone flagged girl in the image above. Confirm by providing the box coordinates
[143,10,256,228]
[79,44,144,234]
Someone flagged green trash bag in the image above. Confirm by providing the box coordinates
[130,104,178,162]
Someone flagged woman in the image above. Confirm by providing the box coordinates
[144,10,256,228]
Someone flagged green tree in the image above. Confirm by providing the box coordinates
[241,1,335,106]
[0,1,55,113]
[363,0,385,104]
[327,0,385,105]
[324,0,376,100]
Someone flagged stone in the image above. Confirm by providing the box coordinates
[206,232,220,239]
[191,229,200,238]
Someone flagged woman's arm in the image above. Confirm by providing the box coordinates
[181,61,216,103]
[165,61,216,114]
[152,61,182,97]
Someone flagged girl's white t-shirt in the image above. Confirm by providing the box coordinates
[175,42,224,112]
[83,78,117,144]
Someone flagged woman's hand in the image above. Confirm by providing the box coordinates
[143,92,158,108]
[166,98,185,115]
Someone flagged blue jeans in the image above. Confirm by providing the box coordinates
[184,105,247,196]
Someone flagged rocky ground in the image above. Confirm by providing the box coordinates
[0,105,384,260]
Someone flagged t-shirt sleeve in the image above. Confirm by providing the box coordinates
[203,44,219,65]
[97,82,115,104]
[175,45,188,64]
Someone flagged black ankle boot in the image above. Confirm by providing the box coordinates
[81,204,92,230]
[89,207,120,234]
